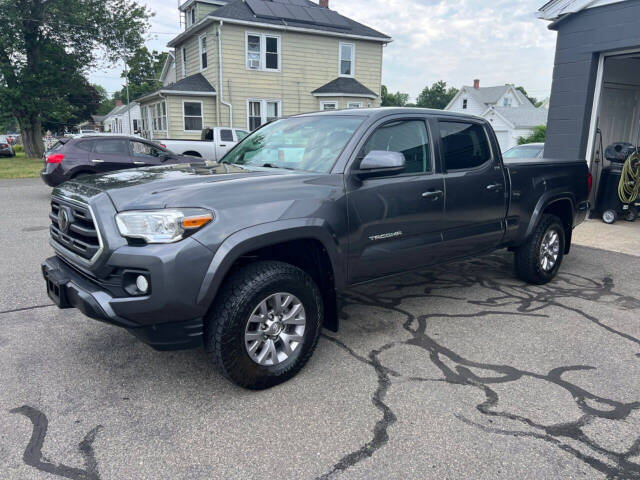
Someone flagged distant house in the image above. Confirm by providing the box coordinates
[445,80,548,150]
[103,101,142,134]
[77,115,105,133]
[136,0,391,140]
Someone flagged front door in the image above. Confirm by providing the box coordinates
[89,139,132,174]
[436,119,508,260]
[347,118,445,283]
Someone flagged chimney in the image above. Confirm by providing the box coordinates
[115,99,123,107]
[473,79,480,89]
[319,0,329,7]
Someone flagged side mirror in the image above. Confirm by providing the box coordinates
[357,150,406,176]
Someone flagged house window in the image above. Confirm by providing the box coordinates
[503,97,512,107]
[339,42,354,76]
[187,7,195,26]
[150,101,167,132]
[347,102,363,109]
[184,101,203,131]
[181,47,187,77]
[247,99,282,130]
[246,32,280,71]
[321,101,338,111]
[133,119,139,132]
[462,98,468,109]
[199,35,208,70]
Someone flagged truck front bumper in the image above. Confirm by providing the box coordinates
[42,255,205,351]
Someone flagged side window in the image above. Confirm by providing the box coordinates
[131,141,163,158]
[76,140,94,152]
[439,121,492,171]
[361,120,431,174]
[93,140,130,155]
[220,129,234,142]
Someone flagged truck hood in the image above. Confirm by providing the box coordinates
[53,162,299,211]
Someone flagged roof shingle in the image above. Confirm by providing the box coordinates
[312,77,378,97]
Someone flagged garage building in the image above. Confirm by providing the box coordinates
[540,0,640,219]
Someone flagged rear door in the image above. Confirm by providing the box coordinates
[216,128,235,159]
[89,139,132,173]
[346,117,445,283]
[436,119,508,259]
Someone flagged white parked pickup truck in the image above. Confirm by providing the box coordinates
[159,127,250,161]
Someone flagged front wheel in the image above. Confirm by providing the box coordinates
[205,261,323,389]
[514,214,565,285]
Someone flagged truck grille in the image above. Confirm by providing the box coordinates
[49,197,102,263]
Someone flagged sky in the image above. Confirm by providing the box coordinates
[89,0,558,103]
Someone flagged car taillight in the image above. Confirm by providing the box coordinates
[46,153,65,164]
[587,172,593,194]
[160,144,166,148]
[0,143,7,148]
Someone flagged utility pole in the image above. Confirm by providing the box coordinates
[123,36,132,135]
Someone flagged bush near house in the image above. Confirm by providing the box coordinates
[518,125,546,145]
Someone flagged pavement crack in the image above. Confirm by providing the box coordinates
[10,405,103,480]
[0,304,54,316]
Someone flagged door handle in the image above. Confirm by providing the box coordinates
[220,144,227,147]
[422,190,443,200]
[133,161,145,165]
[486,183,504,192]
[92,159,104,163]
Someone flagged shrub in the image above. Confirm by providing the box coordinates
[13,144,24,153]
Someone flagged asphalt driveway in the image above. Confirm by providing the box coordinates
[1,178,639,479]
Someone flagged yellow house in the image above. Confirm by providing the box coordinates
[137,0,391,140]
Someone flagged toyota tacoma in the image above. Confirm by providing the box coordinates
[42,108,591,389]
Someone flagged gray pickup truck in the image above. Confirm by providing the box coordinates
[42,108,590,389]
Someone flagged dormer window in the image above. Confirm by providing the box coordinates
[339,42,354,77]
[462,98,468,109]
[503,97,512,107]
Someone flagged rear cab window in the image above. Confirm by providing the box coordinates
[220,129,234,142]
[438,121,492,171]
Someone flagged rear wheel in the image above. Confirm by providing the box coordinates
[514,214,565,285]
[205,261,323,389]
[624,208,637,222]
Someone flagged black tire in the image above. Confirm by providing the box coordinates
[204,261,323,390]
[514,214,565,285]
[624,208,637,222]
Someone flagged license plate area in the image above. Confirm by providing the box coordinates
[43,266,71,308]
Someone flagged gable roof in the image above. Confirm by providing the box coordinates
[489,106,548,129]
[446,84,535,111]
[168,0,391,46]
[312,77,378,98]
[159,51,175,84]
[136,73,217,102]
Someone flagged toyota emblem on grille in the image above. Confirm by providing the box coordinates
[58,207,71,234]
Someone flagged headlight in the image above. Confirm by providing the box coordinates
[115,208,213,244]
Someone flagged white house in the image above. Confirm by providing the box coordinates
[445,80,548,151]
[103,101,143,135]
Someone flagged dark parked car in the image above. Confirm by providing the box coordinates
[503,142,545,159]
[0,141,15,157]
[42,108,590,389]
[40,135,201,186]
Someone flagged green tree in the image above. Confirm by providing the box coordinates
[416,81,458,110]
[95,85,116,116]
[518,125,546,145]
[381,85,410,107]
[516,86,542,107]
[41,80,103,134]
[114,47,168,102]
[0,0,151,156]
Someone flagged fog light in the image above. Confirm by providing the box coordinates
[136,275,149,294]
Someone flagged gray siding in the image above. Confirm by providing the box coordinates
[546,0,640,161]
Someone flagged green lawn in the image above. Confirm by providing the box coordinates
[0,151,43,179]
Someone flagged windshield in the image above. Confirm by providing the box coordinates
[503,144,543,159]
[222,116,365,173]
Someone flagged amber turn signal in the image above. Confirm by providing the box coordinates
[182,214,213,229]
